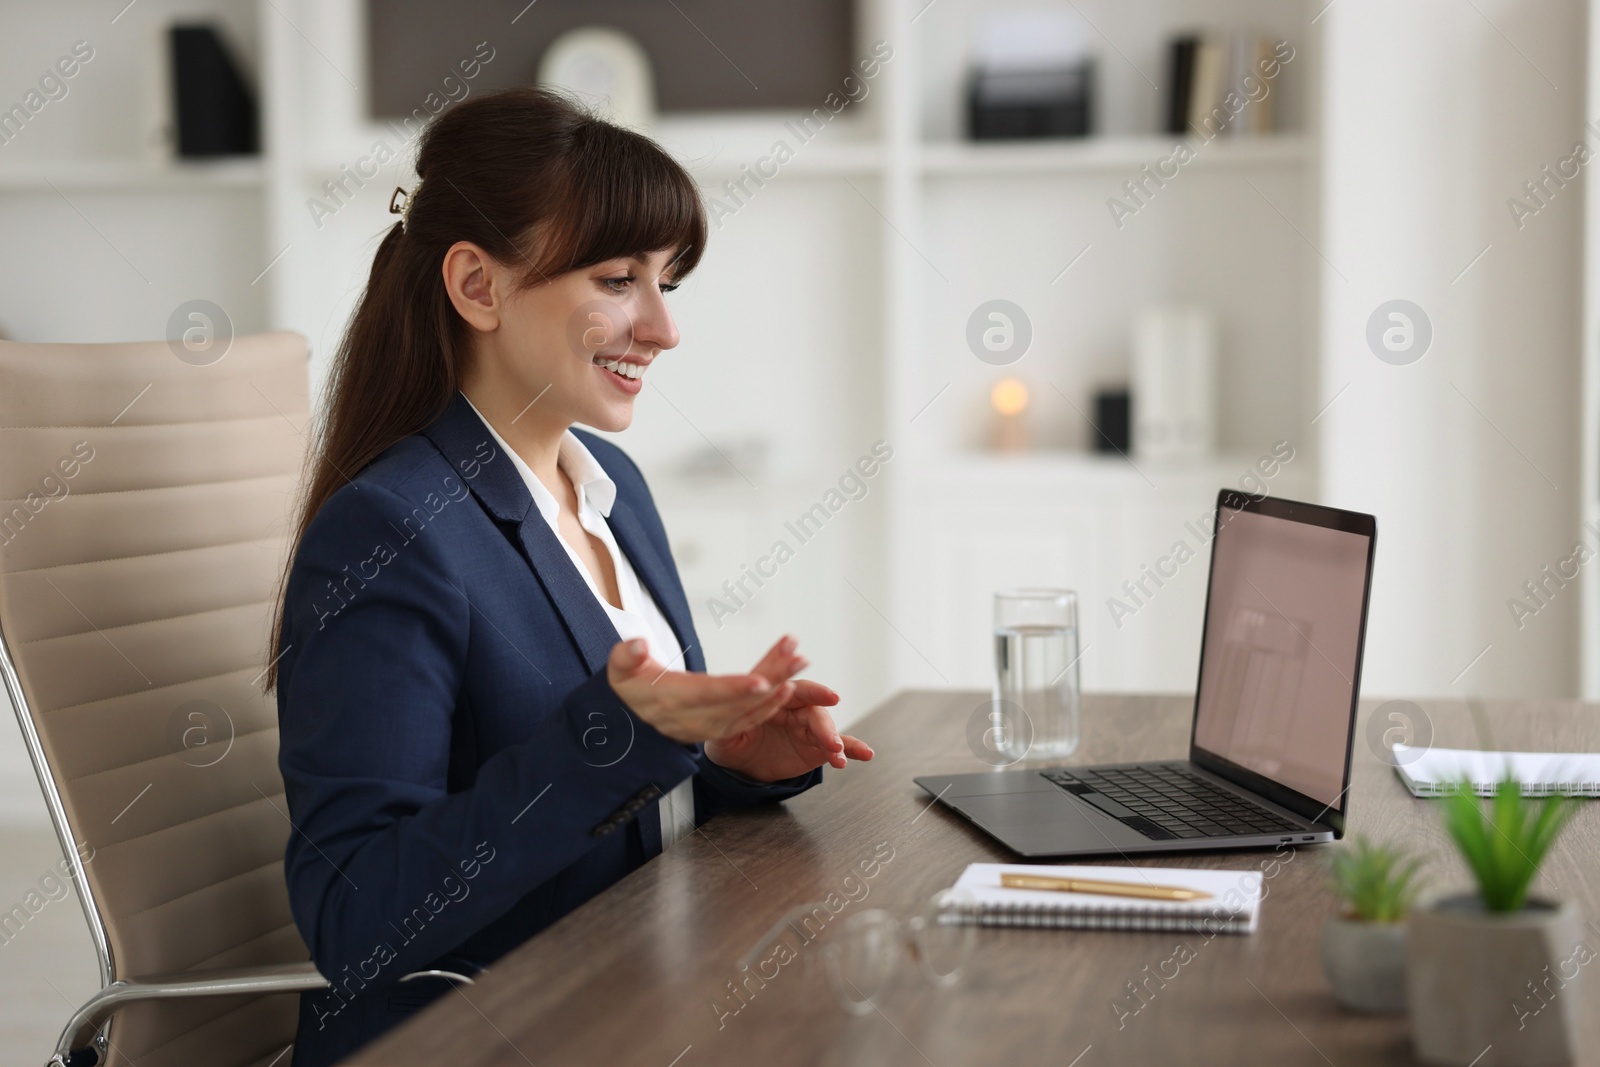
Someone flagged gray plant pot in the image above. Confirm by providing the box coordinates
[1406,894,1584,1067]
[1320,914,1407,1013]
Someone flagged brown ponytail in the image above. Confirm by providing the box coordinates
[265,87,706,690]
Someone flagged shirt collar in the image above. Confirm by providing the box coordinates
[460,392,617,520]
[557,430,617,516]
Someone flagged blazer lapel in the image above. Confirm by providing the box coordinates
[606,498,705,674]
[421,392,619,675]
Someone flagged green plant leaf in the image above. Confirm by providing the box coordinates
[1327,835,1424,922]
[1436,773,1579,913]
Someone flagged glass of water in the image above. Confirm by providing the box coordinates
[993,589,1080,761]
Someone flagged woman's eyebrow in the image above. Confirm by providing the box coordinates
[635,254,677,280]
[663,245,693,271]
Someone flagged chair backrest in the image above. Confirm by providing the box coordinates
[0,332,313,1066]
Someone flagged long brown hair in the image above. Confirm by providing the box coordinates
[266,87,706,691]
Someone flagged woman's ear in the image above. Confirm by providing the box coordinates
[442,241,503,333]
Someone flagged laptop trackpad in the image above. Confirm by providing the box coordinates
[944,772,1058,797]
[956,792,1150,852]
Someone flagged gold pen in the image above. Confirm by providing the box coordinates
[999,872,1214,901]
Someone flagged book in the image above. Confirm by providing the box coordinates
[940,863,1262,933]
[1393,744,1600,797]
[1165,37,1198,135]
[1166,31,1284,139]
[169,24,258,157]
[1186,39,1228,137]
[1244,37,1278,133]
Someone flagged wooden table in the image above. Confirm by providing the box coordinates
[348,692,1600,1066]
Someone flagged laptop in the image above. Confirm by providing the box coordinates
[915,490,1377,857]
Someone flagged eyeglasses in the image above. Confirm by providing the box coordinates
[741,890,977,1016]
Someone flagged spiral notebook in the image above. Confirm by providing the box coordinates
[941,863,1262,934]
[1392,744,1600,797]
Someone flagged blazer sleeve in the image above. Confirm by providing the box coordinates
[276,482,701,984]
[692,759,821,823]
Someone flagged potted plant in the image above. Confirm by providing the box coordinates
[1321,836,1424,1013]
[1407,777,1583,1067]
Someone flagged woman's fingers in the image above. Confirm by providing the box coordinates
[777,705,872,766]
[803,704,844,753]
[749,634,795,676]
[841,735,874,761]
[608,637,665,684]
[767,703,842,760]
[816,732,872,769]
[750,635,807,686]
[654,668,769,706]
[617,635,849,753]
[724,680,795,736]
[785,679,839,709]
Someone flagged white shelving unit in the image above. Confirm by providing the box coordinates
[649,132,1313,180]
[0,0,1325,735]
[1584,0,1600,701]
[871,0,1323,696]
[0,158,267,190]
[0,0,271,350]
[918,133,1311,174]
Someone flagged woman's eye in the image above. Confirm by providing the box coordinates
[659,281,680,293]
[602,276,633,293]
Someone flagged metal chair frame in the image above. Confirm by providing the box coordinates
[2,600,473,1067]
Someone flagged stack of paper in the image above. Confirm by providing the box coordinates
[1392,744,1600,797]
[940,863,1262,933]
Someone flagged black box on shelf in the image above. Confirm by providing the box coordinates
[1091,388,1131,454]
[170,24,258,157]
[967,62,1094,140]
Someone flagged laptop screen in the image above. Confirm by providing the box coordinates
[1191,501,1373,811]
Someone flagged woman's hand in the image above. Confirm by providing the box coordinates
[703,637,874,783]
[606,634,873,782]
[607,636,798,745]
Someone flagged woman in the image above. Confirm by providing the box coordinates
[269,87,872,1067]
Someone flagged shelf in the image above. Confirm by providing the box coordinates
[671,133,1308,183]
[295,134,1306,188]
[297,140,886,188]
[675,141,885,182]
[918,134,1311,176]
[0,158,266,192]
[908,449,1315,492]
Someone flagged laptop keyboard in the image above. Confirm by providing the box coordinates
[1040,764,1304,841]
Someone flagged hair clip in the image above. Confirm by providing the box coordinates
[388,184,418,231]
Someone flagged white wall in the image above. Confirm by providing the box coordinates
[1319,0,1583,699]
[1,0,1592,831]
[0,0,270,823]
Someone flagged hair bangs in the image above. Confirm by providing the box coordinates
[530,120,707,283]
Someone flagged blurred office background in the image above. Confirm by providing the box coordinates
[0,0,1589,1044]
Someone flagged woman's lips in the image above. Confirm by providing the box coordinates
[594,359,644,395]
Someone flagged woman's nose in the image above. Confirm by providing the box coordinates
[631,291,679,353]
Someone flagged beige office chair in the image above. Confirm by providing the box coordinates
[0,331,329,1067]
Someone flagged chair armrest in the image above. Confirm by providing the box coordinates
[53,961,329,1063]
[51,960,481,1065]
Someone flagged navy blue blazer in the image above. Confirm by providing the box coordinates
[275,392,820,1066]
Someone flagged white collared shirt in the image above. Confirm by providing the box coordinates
[463,395,696,851]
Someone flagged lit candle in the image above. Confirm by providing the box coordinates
[989,377,1029,451]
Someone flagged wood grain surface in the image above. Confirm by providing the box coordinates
[346,692,1600,1067]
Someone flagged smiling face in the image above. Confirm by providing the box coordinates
[447,244,685,437]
